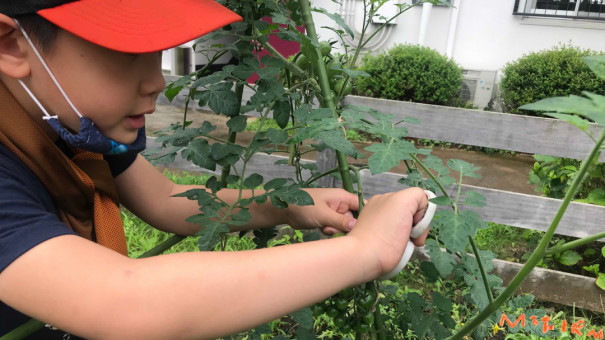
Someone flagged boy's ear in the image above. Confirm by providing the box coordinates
[0,14,30,79]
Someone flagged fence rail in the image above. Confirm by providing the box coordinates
[155,80,605,311]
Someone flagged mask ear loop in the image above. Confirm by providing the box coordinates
[13,19,84,121]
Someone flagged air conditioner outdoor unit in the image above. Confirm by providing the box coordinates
[460,69,497,109]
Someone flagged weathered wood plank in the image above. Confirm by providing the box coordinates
[343,95,603,161]
[147,139,605,241]
[158,82,603,161]
[413,248,605,312]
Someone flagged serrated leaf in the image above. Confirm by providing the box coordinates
[508,294,535,311]
[318,131,358,157]
[257,66,281,79]
[227,115,247,132]
[243,174,263,189]
[365,140,416,174]
[198,83,240,116]
[312,7,354,38]
[271,185,314,206]
[291,307,314,330]
[435,210,475,253]
[196,222,230,251]
[520,95,605,127]
[463,191,487,207]
[557,250,582,266]
[425,239,456,278]
[295,327,319,340]
[447,159,481,179]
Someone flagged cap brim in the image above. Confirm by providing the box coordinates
[38,0,243,53]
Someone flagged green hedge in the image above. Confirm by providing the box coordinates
[500,44,605,116]
[355,44,463,106]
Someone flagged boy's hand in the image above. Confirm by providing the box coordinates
[284,188,360,234]
[348,187,429,278]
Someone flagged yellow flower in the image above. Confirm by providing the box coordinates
[493,324,501,335]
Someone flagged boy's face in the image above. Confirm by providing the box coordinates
[24,28,166,144]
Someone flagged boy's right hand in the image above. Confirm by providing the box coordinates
[348,187,430,279]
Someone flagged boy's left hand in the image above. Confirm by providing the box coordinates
[284,188,360,235]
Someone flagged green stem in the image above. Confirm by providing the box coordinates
[139,235,188,258]
[299,0,354,193]
[447,129,605,340]
[469,236,494,304]
[0,319,46,340]
[544,230,605,256]
[303,167,340,186]
[409,153,455,211]
[254,28,305,78]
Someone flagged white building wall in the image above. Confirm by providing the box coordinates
[313,0,605,72]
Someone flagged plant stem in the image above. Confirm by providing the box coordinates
[544,230,605,256]
[409,153,456,211]
[303,167,340,186]
[468,236,494,304]
[0,319,45,340]
[446,129,605,340]
[254,27,305,78]
[299,0,355,193]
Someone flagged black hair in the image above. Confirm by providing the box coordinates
[14,13,59,54]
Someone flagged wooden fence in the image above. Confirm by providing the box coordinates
[154,82,605,312]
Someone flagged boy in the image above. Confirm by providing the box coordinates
[0,0,430,339]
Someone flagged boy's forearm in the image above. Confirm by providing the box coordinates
[2,235,376,340]
[118,235,374,339]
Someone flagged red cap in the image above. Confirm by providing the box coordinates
[37,0,242,53]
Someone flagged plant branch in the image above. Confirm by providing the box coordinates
[409,153,455,210]
[304,167,340,186]
[469,236,494,304]
[544,230,605,256]
[447,129,605,340]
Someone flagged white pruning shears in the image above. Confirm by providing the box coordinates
[379,190,437,280]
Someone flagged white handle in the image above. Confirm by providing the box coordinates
[379,190,437,280]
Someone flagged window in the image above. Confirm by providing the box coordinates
[514,0,605,20]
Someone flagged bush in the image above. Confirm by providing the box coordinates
[500,44,605,115]
[529,155,605,201]
[355,44,463,105]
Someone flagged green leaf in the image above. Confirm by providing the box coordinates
[520,95,605,127]
[541,112,591,132]
[318,131,358,157]
[585,188,605,205]
[425,239,456,278]
[271,185,314,206]
[435,210,475,253]
[257,66,281,79]
[508,294,535,311]
[463,191,487,207]
[196,222,230,251]
[447,159,481,179]
[596,273,605,291]
[420,261,441,283]
[197,82,240,116]
[226,115,247,132]
[243,174,264,189]
[273,100,291,129]
[264,178,288,190]
[365,140,417,175]
[312,7,354,38]
[557,250,582,266]
[584,55,605,80]
[265,128,289,145]
[295,327,319,340]
[291,307,314,330]
[430,196,452,206]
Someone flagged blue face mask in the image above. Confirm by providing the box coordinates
[15,20,146,155]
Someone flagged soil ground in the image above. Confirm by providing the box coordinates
[147,105,539,196]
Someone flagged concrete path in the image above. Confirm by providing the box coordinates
[147,105,539,195]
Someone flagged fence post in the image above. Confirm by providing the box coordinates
[316,147,339,188]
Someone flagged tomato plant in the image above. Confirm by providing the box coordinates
[150,1,605,339]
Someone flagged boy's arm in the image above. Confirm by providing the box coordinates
[0,188,429,340]
[115,155,359,236]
